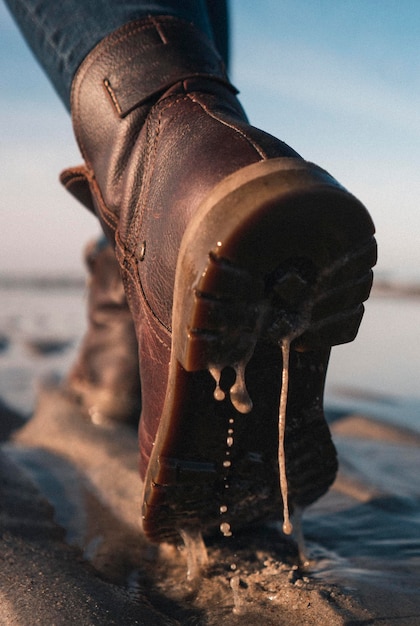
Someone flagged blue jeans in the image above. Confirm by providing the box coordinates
[4,0,228,110]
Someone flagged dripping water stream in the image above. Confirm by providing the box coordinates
[279,337,293,535]
[210,364,253,414]
[219,416,235,538]
[181,330,304,608]
[179,528,209,581]
[209,334,297,537]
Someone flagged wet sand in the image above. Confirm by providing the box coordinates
[1,282,420,624]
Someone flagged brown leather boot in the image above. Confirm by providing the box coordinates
[62,17,376,543]
[66,238,141,426]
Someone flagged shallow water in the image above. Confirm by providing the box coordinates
[326,294,420,432]
[1,283,419,424]
[1,283,420,621]
[0,283,85,414]
[305,435,420,595]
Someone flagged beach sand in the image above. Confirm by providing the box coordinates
[1,282,419,625]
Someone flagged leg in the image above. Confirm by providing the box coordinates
[4,0,216,107]
[5,1,376,543]
[206,0,229,69]
[4,0,220,427]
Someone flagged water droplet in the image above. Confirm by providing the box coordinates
[223,460,231,468]
[209,366,225,402]
[220,504,228,514]
[282,519,293,535]
[228,428,234,435]
[214,387,225,401]
[227,436,234,447]
[220,522,232,537]
[230,363,253,413]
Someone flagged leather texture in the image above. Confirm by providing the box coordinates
[66,238,141,426]
[62,16,305,477]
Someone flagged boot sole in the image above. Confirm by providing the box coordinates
[141,158,376,543]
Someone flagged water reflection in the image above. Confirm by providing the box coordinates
[327,295,420,426]
[304,432,420,595]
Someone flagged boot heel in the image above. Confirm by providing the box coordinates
[172,158,376,371]
[142,158,376,544]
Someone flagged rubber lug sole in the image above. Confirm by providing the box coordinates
[141,158,376,544]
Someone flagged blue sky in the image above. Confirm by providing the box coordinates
[1,0,419,278]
